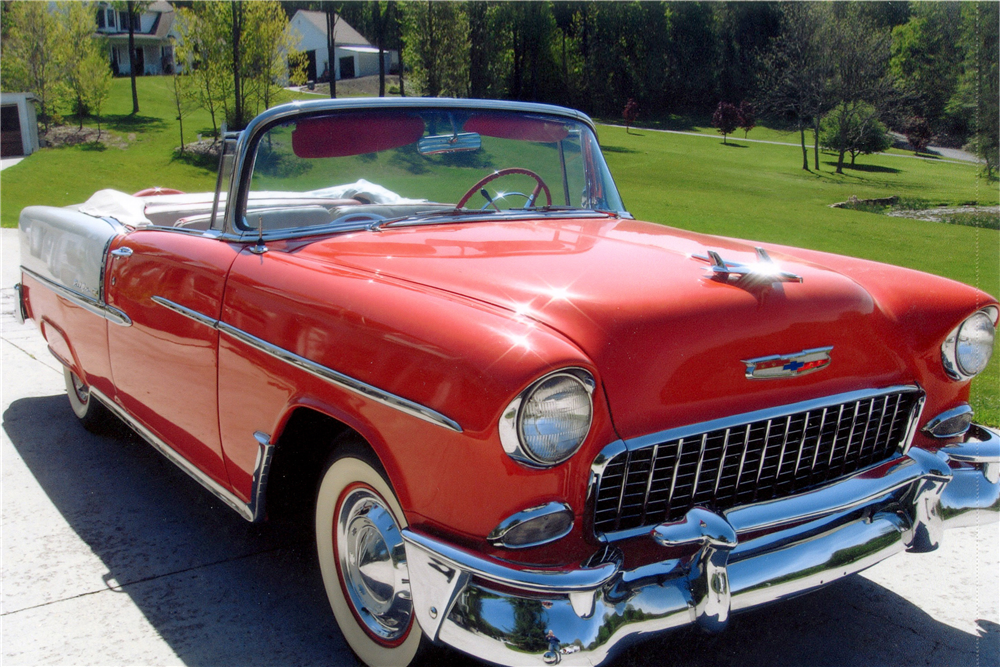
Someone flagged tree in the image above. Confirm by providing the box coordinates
[712,101,740,144]
[110,1,150,114]
[890,4,963,136]
[402,1,469,97]
[623,98,638,134]
[60,2,109,129]
[170,65,190,153]
[175,6,231,138]
[242,1,303,114]
[738,100,755,138]
[827,9,899,174]
[903,116,932,154]
[0,1,64,129]
[756,3,836,170]
[949,2,999,180]
[820,102,893,166]
[324,2,339,98]
[81,55,112,140]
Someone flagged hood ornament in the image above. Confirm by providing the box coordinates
[692,247,803,284]
[743,346,833,379]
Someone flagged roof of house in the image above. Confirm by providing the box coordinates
[293,10,371,46]
[99,0,175,42]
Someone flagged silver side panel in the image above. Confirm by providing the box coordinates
[19,206,124,302]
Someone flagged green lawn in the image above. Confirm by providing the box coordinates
[3,77,998,423]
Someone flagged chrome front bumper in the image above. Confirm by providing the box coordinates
[402,424,1000,667]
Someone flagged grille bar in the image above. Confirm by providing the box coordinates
[592,388,923,536]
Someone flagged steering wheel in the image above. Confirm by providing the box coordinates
[456,168,552,210]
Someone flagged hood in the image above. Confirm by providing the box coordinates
[291,217,989,439]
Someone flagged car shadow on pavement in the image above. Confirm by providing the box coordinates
[5,394,997,667]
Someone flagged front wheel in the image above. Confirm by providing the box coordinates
[64,367,110,431]
[316,442,426,667]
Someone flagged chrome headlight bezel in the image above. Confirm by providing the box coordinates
[499,368,595,468]
[942,306,998,381]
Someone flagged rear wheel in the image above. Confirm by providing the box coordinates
[64,367,111,431]
[316,441,426,667]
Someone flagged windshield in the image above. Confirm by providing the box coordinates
[240,108,625,233]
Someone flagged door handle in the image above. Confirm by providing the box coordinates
[110,247,134,258]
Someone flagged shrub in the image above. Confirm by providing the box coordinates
[820,103,893,166]
[904,116,933,154]
[623,98,639,133]
[712,102,740,144]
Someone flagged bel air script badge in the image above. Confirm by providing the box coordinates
[743,346,833,379]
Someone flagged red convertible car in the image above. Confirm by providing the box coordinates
[15,99,1000,666]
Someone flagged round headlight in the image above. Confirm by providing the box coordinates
[956,311,995,376]
[499,370,595,467]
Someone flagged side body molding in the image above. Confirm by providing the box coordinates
[151,296,463,433]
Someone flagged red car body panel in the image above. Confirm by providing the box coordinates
[105,231,242,487]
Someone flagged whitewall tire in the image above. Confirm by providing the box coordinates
[316,444,425,667]
[64,367,110,431]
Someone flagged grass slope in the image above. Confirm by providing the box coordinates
[3,78,998,422]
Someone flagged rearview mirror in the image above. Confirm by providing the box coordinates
[418,132,482,156]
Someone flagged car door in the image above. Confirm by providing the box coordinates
[105,229,243,487]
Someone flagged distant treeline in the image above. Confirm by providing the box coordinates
[293,1,997,174]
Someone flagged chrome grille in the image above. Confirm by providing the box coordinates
[592,388,923,535]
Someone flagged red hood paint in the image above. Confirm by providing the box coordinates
[289,217,995,440]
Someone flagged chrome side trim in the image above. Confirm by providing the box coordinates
[22,267,131,326]
[218,321,463,433]
[150,295,462,433]
[89,387,254,522]
[150,295,219,328]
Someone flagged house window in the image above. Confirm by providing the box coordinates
[97,8,105,28]
[106,8,116,29]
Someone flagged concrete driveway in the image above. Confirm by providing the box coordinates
[1,227,997,666]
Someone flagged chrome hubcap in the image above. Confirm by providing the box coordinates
[71,374,89,404]
[336,487,412,642]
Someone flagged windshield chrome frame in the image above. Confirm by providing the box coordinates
[222,98,629,241]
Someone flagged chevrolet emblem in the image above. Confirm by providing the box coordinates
[743,347,833,379]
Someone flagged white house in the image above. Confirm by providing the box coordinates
[95,1,177,76]
[0,92,40,157]
[289,10,397,82]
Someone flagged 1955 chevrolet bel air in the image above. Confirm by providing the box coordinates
[14,98,1000,666]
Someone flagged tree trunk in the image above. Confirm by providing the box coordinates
[800,122,808,170]
[231,2,242,129]
[326,6,337,99]
[128,0,139,114]
[398,41,406,96]
[813,115,820,171]
[850,152,856,166]
[836,148,846,174]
